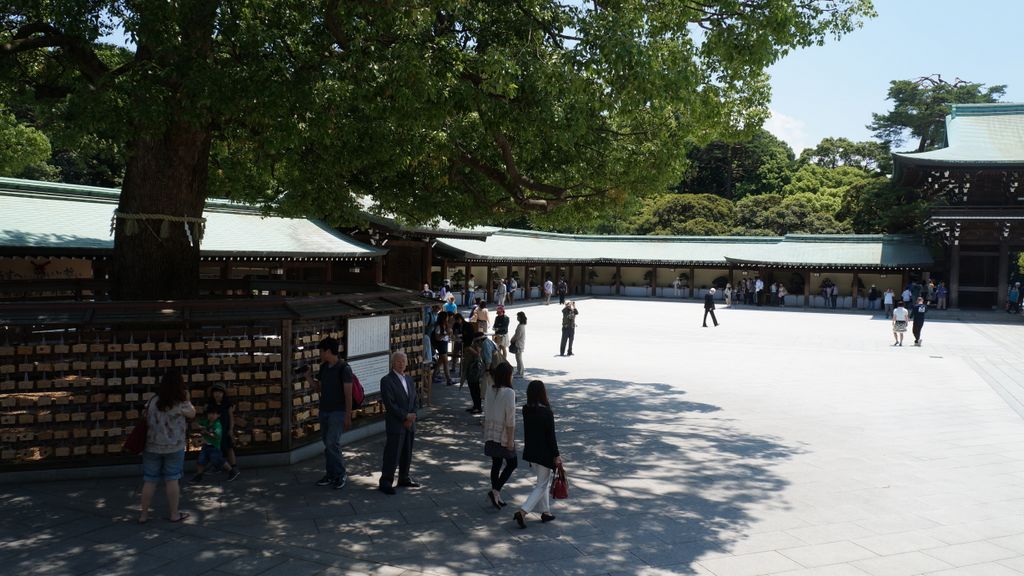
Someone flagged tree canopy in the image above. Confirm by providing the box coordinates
[0,0,875,298]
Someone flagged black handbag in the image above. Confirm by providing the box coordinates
[484,440,515,459]
[509,341,519,354]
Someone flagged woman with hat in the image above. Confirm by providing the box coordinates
[206,382,240,480]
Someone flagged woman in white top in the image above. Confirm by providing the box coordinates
[140,369,196,523]
[723,283,732,307]
[891,300,909,346]
[777,284,787,307]
[510,311,528,378]
[883,288,895,317]
[483,362,517,509]
[470,301,490,333]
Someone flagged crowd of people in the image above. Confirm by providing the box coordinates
[136,296,568,529]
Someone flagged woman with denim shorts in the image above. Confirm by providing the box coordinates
[139,369,196,523]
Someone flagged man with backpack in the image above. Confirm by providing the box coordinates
[307,336,353,490]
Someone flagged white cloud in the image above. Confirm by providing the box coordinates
[765,109,812,155]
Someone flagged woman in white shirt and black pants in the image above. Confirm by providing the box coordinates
[484,362,517,509]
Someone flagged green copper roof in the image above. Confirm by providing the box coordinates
[893,103,1024,171]
[0,177,385,259]
[436,230,933,269]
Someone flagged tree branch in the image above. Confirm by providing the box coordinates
[1,22,111,85]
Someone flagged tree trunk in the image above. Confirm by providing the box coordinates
[112,123,212,300]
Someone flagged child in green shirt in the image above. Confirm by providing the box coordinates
[190,408,233,482]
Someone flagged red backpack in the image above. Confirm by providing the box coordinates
[350,371,365,408]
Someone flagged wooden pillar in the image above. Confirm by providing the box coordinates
[280,319,294,451]
[998,240,1009,309]
[464,263,470,305]
[424,241,433,289]
[441,259,449,285]
[375,257,384,284]
[901,270,909,295]
[728,266,734,290]
[568,264,575,295]
[487,266,494,303]
[689,267,696,299]
[950,244,960,308]
[651,265,658,298]
[851,272,859,309]
[615,265,622,295]
[803,269,811,307]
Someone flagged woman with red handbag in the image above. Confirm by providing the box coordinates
[138,369,196,524]
[514,380,562,528]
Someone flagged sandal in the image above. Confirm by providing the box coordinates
[168,512,190,523]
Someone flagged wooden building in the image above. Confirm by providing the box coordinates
[893,103,1024,308]
[0,177,385,300]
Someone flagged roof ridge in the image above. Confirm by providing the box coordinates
[0,176,261,214]
[951,102,1024,117]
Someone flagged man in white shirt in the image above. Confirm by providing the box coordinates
[754,277,764,306]
[378,352,419,495]
[543,279,554,305]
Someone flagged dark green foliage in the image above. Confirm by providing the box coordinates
[868,75,1005,152]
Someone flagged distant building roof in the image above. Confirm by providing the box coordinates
[436,229,933,270]
[893,103,1024,182]
[0,177,385,260]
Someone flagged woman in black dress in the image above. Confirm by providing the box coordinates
[514,380,562,528]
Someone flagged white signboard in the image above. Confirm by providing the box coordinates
[348,354,391,397]
[346,315,390,358]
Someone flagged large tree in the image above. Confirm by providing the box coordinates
[676,128,796,200]
[868,75,1005,152]
[1,1,874,299]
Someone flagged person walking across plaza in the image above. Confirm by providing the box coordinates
[723,283,732,306]
[379,351,420,494]
[883,288,894,317]
[1009,283,1021,314]
[936,282,948,310]
[911,296,928,346]
[139,369,196,524]
[559,301,578,356]
[510,311,527,378]
[514,379,562,529]
[702,287,719,327]
[892,300,909,346]
[484,362,517,509]
[754,277,764,306]
[544,278,554,305]
[309,337,353,489]
[557,278,568,305]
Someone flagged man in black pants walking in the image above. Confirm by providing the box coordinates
[703,288,719,327]
[911,296,927,346]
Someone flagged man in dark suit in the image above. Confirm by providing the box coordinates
[378,351,420,495]
[703,287,719,327]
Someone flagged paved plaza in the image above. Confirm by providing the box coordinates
[3,298,1024,576]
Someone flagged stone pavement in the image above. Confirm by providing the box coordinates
[3,298,1024,576]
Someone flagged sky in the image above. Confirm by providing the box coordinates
[765,0,1024,155]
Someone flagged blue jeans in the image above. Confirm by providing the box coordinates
[198,445,226,470]
[142,450,185,482]
[321,410,347,479]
